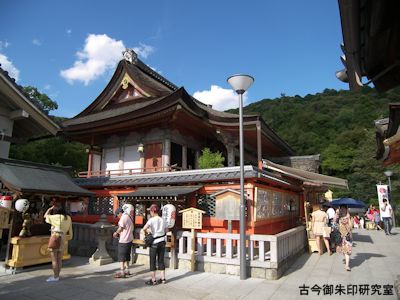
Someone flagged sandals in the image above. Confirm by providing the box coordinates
[145,279,157,286]
[113,272,126,279]
[157,278,167,284]
[345,266,351,271]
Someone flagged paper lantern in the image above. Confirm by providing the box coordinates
[15,199,29,213]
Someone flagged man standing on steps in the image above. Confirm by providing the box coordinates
[381,198,393,235]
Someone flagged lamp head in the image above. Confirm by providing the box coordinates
[384,170,393,177]
[227,74,254,95]
[137,143,144,153]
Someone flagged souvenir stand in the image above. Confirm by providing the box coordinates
[0,158,93,270]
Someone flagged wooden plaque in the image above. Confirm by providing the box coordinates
[179,207,205,229]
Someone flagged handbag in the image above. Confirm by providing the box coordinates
[144,233,154,247]
[144,233,166,247]
[322,226,332,238]
[48,233,61,249]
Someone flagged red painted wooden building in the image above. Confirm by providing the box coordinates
[62,49,347,235]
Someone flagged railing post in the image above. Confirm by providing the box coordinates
[226,238,232,259]
[270,237,278,268]
[259,241,265,262]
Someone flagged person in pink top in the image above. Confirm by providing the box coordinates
[113,204,134,278]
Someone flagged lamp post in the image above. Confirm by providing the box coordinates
[227,74,254,280]
[384,170,395,227]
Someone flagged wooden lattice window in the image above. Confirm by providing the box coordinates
[197,194,216,216]
[88,197,114,215]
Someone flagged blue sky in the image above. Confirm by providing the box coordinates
[0,0,346,117]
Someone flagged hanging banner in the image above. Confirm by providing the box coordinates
[376,184,389,220]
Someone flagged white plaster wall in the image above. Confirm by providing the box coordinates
[124,145,141,172]
[103,147,120,174]
[92,153,101,173]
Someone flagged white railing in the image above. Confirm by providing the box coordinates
[175,225,306,269]
[70,223,306,273]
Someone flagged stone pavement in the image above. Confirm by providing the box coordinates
[0,228,399,300]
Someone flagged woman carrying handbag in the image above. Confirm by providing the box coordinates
[44,203,73,282]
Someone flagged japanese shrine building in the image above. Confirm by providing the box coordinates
[62,49,347,235]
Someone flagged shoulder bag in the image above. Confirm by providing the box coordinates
[48,215,62,249]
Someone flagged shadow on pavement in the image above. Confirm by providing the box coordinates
[281,251,312,277]
[350,252,385,268]
[352,232,374,243]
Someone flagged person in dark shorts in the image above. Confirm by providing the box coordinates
[113,204,134,278]
[141,204,167,285]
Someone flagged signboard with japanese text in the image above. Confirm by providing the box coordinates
[180,207,205,229]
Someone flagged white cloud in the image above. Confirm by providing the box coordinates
[66,29,72,35]
[0,53,20,81]
[32,39,41,46]
[60,34,156,85]
[193,85,249,111]
[133,43,154,59]
[0,40,10,50]
[43,84,51,90]
[60,34,125,85]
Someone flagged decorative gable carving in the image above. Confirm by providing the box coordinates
[105,73,151,108]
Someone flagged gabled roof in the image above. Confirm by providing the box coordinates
[0,66,59,140]
[75,60,176,118]
[62,51,294,156]
[0,158,93,196]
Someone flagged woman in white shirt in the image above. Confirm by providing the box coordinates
[142,204,167,285]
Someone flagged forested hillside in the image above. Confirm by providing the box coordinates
[239,86,400,204]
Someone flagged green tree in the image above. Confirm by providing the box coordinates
[10,137,88,176]
[9,85,87,175]
[23,86,58,113]
[198,148,225,169]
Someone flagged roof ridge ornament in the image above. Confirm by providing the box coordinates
[122,49,138,64]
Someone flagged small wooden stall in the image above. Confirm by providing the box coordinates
[0,158,93,269]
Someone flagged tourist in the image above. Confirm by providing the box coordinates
[113,204,135,278]
[326,205,336,226]
[381,198,393,235]
[141,204,167,285]
[311,204,331,255]
[335,205,352,271]
[325,204,336,252]
[373,207,383,230]
[353,215,360,229]
[44,204,73,282]
[359,215,365,229]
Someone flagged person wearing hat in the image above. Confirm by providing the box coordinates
[113,204,134,278]
[141,203,167,285]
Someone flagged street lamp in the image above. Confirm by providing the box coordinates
[384,170,395,226]
[227,74,254,280]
